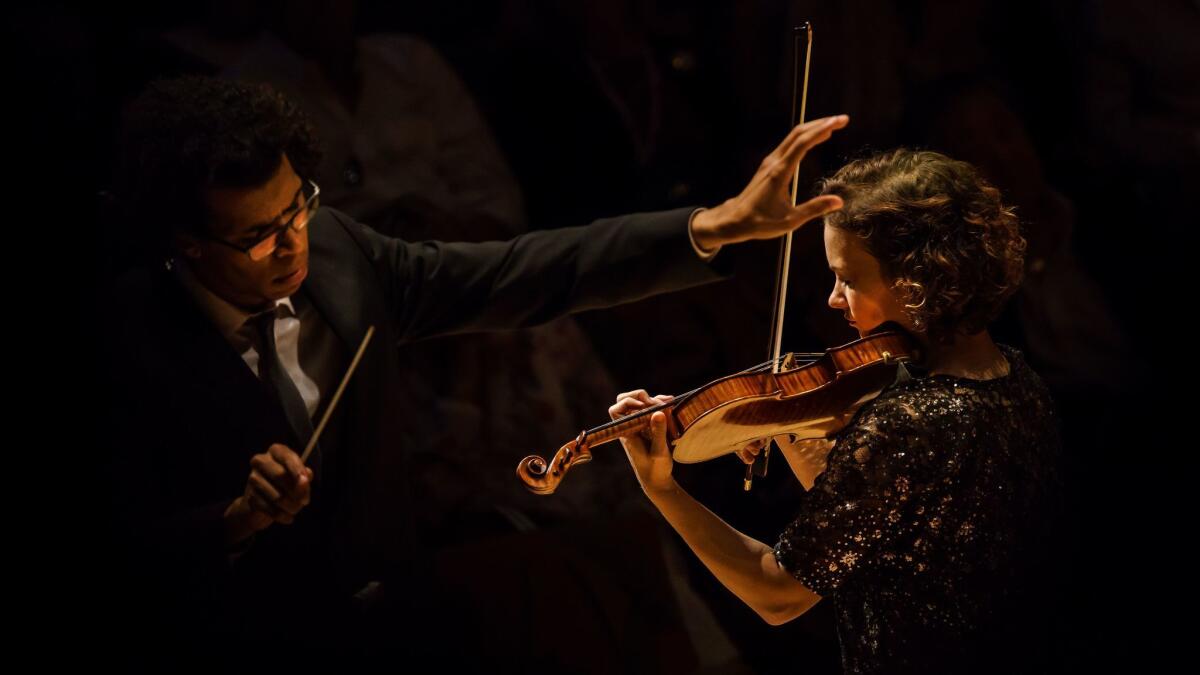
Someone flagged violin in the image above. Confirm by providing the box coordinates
[516,328,920,495]
[516,23,922,495]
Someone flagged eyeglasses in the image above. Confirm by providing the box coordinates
[205,180,320,262]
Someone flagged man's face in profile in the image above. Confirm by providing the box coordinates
[178,155,312,310]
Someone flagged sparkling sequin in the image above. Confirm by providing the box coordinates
[772,345,1061,673]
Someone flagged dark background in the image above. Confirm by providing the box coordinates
[18,0,1196,671]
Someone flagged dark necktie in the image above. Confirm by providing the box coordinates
[253,307,321,476]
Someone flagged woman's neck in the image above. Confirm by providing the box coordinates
[922,331,1010,380]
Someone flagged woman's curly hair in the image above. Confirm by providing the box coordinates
[819,149,1025,345]
[116,76,322,261]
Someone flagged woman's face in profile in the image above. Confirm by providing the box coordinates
[823,224,911,338]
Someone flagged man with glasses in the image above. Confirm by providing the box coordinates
[105,75,848,667]
[201,179,320,262]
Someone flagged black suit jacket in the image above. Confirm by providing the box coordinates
[105,206,729,649]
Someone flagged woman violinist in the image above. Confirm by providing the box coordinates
[613,147,1062,674]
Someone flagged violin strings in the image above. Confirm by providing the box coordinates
[588,353,823,436]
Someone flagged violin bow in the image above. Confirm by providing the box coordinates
[746,22,812,491]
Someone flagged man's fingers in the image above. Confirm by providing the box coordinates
[244,446,313,527]
[246,487,294,524]
[252,454,290,485]
[754,116,846,189]
[252,455,306,499]
[248,470,283,503]
[779,115,848,167]
[269,443,308,484]
[789,195,844,225]
[768,116,840,162]
[263,477,307,515]
[278,495,306,516]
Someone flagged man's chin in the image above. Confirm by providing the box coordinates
[271,265,308,292]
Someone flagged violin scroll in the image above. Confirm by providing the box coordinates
[516,430,594,495]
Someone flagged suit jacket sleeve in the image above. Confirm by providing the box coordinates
[329,206,732,342]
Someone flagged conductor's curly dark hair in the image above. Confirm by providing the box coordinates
[116,76,322,261]
[818,149,1026,346]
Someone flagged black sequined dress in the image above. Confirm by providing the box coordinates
[774,344,1063,674]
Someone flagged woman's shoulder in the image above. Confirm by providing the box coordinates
[843,345,1026,431]
[846,343,1058,441]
